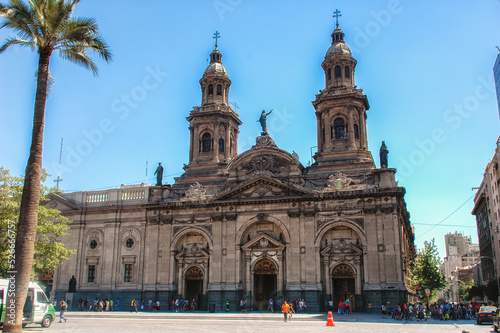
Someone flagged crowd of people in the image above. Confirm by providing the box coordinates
[380,301,484,321]
[74,297,199,312]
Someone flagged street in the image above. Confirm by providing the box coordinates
[17,312,498,333]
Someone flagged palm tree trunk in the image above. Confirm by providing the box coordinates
[3,50,51,333]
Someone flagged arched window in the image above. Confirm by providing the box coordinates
[216,84,222,96]
[219,138,224,152]
[334,65,341,78]
[354,124,359,139]
[202,133,212,152]
[334,118,345,139]
[208,84,213,96]
[345,66,350,78]
[327,68,331,81]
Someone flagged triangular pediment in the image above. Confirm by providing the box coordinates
[45,193,81,211]
[214,175,314,201]
[241,233,285,251]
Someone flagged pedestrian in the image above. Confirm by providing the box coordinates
[225,299,230,312]
[338,300,344,315]
[281,301,290,322]
[287,300,295,322]
[191,299,196,312]
[130,298,138,313]
[328,299,333,311]
[267,298,274,312]
[368,301,372,313]
[382,302,387,319]
[59,299,67,323]
[148,298,153,311]
[115,298,120,311]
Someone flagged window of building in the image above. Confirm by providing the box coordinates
[208,84,213,96]
[354,124,359,139]
[88,265,95,283]
[345,66,350,78]
[334,66,341,78]
[216,84,222,96]
[327,68,331,81]
[202,133,212,152]
[125,238,134,248]
[218,138,224,153]
[334,118,345,139]
[124,264,132,282]
[89,239,98,249]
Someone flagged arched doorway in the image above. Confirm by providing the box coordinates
[185,266,204,309]
[332,264,356,311]
[253,259,277,311]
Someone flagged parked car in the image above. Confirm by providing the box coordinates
[493,308,500,331]
[477,305,497,325]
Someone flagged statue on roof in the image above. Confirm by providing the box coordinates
[379,141,389,168]
[258,109,273,136]
[154,162,164,186]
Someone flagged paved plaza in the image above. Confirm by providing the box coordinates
[18,312,495,333]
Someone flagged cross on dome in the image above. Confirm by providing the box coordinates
[332,9,342,28]
[213,31,221,49]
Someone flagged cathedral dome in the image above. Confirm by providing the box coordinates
[325,40,351,58]
[202,48,229,78]
[325,28,351,58]
[203,61,229,78]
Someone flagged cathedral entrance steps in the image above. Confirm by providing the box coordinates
[62,311,360,322]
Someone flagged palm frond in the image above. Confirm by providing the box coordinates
[59,46,98,75]
[0,36,34,53]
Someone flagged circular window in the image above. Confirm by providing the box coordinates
[125,238,134,248]
[89,239,98,250]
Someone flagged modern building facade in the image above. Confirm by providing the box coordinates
[49,18,416,312]
[494,51,500,118]
[472,140,500,288]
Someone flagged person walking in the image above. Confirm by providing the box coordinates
[382,303,387,319]
[59,299,67,323]
[287,301,295,322]
[130,298,138,313]
[225,299,230,312]
[281,301,290,322]
[267,298,274,312]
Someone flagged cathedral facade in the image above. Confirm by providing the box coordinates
[50,20,416,312]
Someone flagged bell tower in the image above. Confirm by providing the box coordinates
[175,32,242,187]
[311,11,374,172]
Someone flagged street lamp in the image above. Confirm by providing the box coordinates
[480,255,500,304]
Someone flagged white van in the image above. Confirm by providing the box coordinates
[0,279,56,328]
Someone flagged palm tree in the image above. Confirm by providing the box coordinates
[0,0,111,330]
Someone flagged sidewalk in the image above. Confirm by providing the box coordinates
[61,311,481,325]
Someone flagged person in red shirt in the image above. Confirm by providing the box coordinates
[339,300,345,315]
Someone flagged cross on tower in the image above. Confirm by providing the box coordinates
[332,9,342,28]
[213,31,220,49]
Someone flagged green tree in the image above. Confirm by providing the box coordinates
[0,1,111,330]
[410,239,446,298]
[458,280,473,301]
[0,167,74,278]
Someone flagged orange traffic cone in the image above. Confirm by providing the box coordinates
[326,311,335,326]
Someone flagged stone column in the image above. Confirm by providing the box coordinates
[225,123,230,160]
[358,108,367,150]
[177,263,183,297]
[348,108,355,149]
[323,258,331,296]
[245,254,252,295]
[277,253,283,293]
[189,126,194,163]
[213,122,220,163]
[316,112,322,152]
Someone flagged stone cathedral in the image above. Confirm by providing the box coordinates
[49,19,416,312]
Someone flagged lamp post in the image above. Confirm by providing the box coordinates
[480,256,500,304]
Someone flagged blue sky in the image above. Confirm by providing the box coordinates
[1,0,499,258]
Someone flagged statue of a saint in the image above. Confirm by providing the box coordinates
[257,109,273,136]
[68,275,76,292]
[379,141,389,168]
[154,162,164,186]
